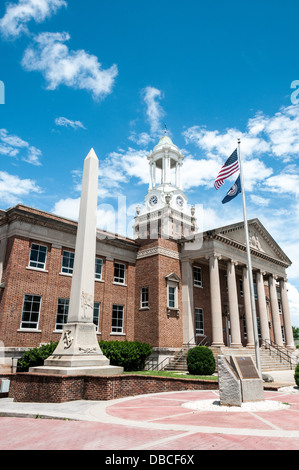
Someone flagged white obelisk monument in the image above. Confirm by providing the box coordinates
[31,149,123,375]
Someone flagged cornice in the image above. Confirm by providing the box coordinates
[137,246,180,260]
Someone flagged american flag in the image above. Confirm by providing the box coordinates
[214,148,239,190]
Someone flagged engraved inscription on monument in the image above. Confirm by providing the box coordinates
[234,356,260,380]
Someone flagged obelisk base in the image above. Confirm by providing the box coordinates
[30,323,124,376]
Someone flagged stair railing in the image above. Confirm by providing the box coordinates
[262,339,294,370]
[144,335,211,372]
[164,335,210,371]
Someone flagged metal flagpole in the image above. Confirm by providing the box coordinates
[238,138,262,377]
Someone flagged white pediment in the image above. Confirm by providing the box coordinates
[215,219,291,265]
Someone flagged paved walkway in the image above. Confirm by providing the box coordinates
[0,371,298,451]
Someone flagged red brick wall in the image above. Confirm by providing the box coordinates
[134,238,183,349]
[0,235,136,347]
[3,373,218,403]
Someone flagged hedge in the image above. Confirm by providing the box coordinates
[187,346,216,375]
[16,340,152,372]
[99,340,152,371]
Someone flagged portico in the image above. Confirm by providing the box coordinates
[180,219,295,351]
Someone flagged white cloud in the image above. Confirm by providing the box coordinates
[248,105,299,161]
[0,128,42,165]
[129,87,166,145]
[22,32,118,100]
[184,104,299,164]
[143,86,165,136]
[287,283,299,327]
[55,116,86,130]
[0,0,67,39]
[0,171,41,205]
[250,194,270,206]
[264,170,299,196]
[52,196,118,233]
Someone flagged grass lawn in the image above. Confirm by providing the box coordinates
[124,370,218,381]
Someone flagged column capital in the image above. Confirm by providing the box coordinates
[206,253,222,261]
[257,269,267,276]
[228,259,238,266]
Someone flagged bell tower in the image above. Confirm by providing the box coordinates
[134,133,197,240]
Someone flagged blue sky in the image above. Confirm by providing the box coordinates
[1,0,299,326]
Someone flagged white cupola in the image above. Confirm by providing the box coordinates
[134,133,197,240]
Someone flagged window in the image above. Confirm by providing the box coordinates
[55,298,69,330]
[29,244,47,270]
[111,305,124,333]
[168,286,176,308]
[21,295,41,329]
[61,251,75,274]
[114,262,125,284]
[239,279,244,297]
[140,287,149,308]
[195,308,204,335]
[193,266,202,287]
[253,282,258,300]
[95,258,103,280]
[93,302,100,332]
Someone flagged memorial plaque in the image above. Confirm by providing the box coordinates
[234,356,260,380]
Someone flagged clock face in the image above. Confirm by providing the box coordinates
[176,196,184,208]
[149,195,158,206]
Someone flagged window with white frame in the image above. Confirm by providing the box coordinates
[55,298,69,330]
[166,273,180,310]
[93,301,100,332]
[29,244,47,270]
[61,251,75,274]
[21,294,41,329]
[140,287,149,308]
[168,286,176,308]
[95,258,103,280]
[193,266,202,287]
[111,305,124,333]
[195,308,204,335]
[114,262,125,284]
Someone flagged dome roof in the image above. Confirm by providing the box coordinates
[153,134,179,152]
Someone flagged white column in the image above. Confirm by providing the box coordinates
[149,162,153,190]
[269,274,283,347]
[153,162,156,187]
[181,260,195,345]
[227,260,242,347]
[175,162,179,187]
[178,162,182,189]
[256,270,270,343]
[209,255,224,346]
[242,266,255,347]
[280,278,295,350]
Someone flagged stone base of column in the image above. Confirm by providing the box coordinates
[211,342,224,348]
[30,322,124,376]
[230,343,243,348]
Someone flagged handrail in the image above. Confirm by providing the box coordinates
[144,335,210,372]
[167,335,210,370]
[262,339,294,370]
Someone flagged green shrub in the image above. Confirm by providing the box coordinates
[99,340,152,371]
[187,346,216,375]
[295,363,299,387]
[17,341,58,372]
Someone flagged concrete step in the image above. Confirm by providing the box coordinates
[164,345,294,373]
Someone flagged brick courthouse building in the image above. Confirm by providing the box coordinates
[0,135,295,368]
